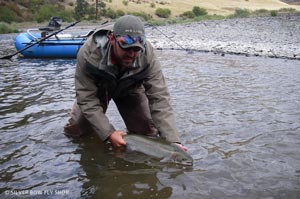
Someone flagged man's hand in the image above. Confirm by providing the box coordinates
[109,131,126,148]
[175,143,188,152]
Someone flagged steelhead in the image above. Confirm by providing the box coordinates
[123,134,193,166]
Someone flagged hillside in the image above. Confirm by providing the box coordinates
[2,0,300,21]
[1,0,300,33]
[281,0,300,5]
[101,0,300,16]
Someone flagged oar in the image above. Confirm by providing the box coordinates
[0,20,80,59]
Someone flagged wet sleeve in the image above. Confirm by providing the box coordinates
[75,52,115,141]
[143,43,180,143]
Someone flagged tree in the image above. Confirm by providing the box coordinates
[95,0,107,19]
[155,8,171,18]
[75,0,88,20]
[0,7,16,23]
[192,6,207,16]
[181,11,195,19]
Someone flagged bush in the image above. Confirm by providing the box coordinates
[75,0,89,20]
[155,8,171,18]
[116,9,125,17]
[0,23,19,34]
[158,1,169,5]
[253,9,269,14]
[181,11,195,19]
[278,8,296,13]
[40,5,58,21]
[128,11,152,21]
[35,5,73,23]
[192,6,207,16]
[7,3,22,17]
[122,0,128,6]
[232,8,250,18]
[60,10,74,22]
[270,10,278,17]
[105,8,117,19]
[0,7,16,24]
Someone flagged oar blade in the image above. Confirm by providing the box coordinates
[0,54,14,60]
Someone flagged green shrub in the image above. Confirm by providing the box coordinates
[192,6,207,16]
[158,1,169,5]
[35,5,57,23]
[35,5,73,23]
[155,8,171,18]
[254,9,269,14]
[236,8,250,17]
[0,23,19,34]
[7,3,22,17]
[122,0,128,6]
[181,11,195,18]
[278,8,296,13]
[150,3,156,8]
[116,9,125,17]
[0,6,16,24]
[75,0,89,20]
[60,10,74,22]
[231,8,250,18]
[270,10,277,17]
[106,8,117,19]
[128,11,152,21]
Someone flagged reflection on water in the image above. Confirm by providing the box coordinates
[1,40,300,198]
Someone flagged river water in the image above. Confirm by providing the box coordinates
[0,34,300,199]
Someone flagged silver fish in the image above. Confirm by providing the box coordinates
[123,134,193,166]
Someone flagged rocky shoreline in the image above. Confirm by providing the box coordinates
[1,14,299,60]
[146,13,300,60]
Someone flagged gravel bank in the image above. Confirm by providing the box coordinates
[146,13,300,60]
[3,14,298,60]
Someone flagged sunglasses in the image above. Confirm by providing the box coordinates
[116,35,145,45]
[115,35,145,52]
[116,41,141,52]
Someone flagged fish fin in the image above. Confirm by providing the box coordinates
[171,143,184,152]
[125,143,138,153]
[160,155,173,163]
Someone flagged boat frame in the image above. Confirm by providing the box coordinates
[14,28,88,58]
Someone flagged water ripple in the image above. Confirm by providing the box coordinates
[1,46,300,198]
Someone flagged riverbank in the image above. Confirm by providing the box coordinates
[146,13,300,60]
[1,13,299,60]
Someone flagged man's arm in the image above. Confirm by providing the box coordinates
[75,48,115,141]
[143,42,181,143]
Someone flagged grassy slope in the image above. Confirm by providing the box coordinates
[100,0,300,17]
[5,0,300,31]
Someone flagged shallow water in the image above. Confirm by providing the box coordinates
[0,35,300,199]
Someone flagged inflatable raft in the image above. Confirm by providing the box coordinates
[14,29,86,58]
